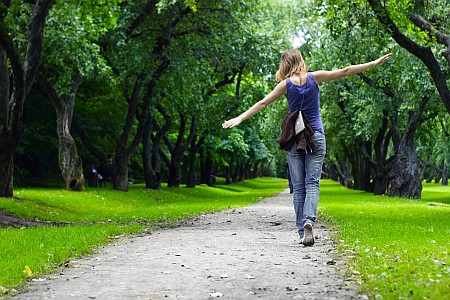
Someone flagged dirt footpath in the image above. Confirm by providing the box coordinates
[10,190,363,300]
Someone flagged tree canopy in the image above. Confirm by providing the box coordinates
[0,0,448,198]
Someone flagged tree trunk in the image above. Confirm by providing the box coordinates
[425,171,434,183]
[226,161,232,185]
[167,165,181,188]
[244,159,251,180]
[160,105,182,189]
[149,109,172,190]
[113,75,156,191]
[232,162,240,183]
[386,98,429,199]
[373,165,388,195]
[0,49,14,198]
[150,141,162,189]
[0,151,14,198]
[420,160,442,185]
[164,112,196,188]
[59,135,85,191]
[238,162,246,182]
[442,165,448,186]
[339,144,354,188]
[331,163,353,189]
[37,73,85,191]
[200,151,213,185]
[143,112,163,190]
[0,1,55,197]
[186,134,197,188]
[351,140,373,192]
[113,156,129,191]
[435,173,442,184]
[143,114,155,189]
[373,122,391,196]
[387,136,422,199]
[252,162,259,179]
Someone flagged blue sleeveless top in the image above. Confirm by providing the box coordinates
[285,73,324,134]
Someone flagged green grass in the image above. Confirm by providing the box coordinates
[319,180,450,299]
[0,224,142,291]
[0,177,287,292]
[2,177,449,298]
[1,178,287,224]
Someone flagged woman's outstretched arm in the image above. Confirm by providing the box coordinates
[222,80,287,128]
[312,53,392,84]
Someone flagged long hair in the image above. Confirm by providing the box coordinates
[276,49,308,82]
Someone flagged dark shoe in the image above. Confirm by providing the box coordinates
[303,223,314,246]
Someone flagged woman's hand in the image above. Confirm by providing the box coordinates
[222,116,243,128]
[373,53,393,66]
[222,81,287,129]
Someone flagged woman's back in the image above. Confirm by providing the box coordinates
[285,73,323,134]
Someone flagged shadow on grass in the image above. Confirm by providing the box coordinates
[214,186,245,193]
[421,192,450,205]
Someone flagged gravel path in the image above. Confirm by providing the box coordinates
[9,189,362,300]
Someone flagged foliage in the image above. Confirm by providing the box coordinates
[417,109,450,174]
[298,0,448,193]
[10,0,448,191]
[16,89,60,180]
[156,0,197,12]
[41,0,122,94]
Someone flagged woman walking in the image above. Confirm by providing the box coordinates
[222,50,392,246]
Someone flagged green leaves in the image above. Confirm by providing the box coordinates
[41,0,122,95]
[156,0,197,13]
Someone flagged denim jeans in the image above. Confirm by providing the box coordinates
[286,132,326,237]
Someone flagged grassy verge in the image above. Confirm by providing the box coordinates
[0,224,142,292]
[2,178,286,224]
[0,177,287,292]
[319,180,450,299]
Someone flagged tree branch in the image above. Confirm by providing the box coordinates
[357,73,396,99]
[410,13,450,68]
[367,0,450,114]
[25,0,55,94]
[72,116,109,167]
[159,148,171,168]
[35,73,64,112]
[0,21,24,95]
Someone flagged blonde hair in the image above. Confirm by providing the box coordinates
[276,49,308,82]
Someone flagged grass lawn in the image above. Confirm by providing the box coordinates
[0,177,287,293]
[1,177,448,299]
[1,178,287,224]
[319,180,450,299]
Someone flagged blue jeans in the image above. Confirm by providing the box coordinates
[286,132,326,237]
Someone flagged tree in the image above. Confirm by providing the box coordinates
[140,0,295,188]
[73,0,178,191]
[0,0,55,197]
[367,0,450,114]
[301,0,440,198]
[34,1,121,191]
[417,107,450,185]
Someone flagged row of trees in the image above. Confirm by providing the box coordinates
[1,0,448,199]
[299,0,449,198]
[2,0,300,197]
